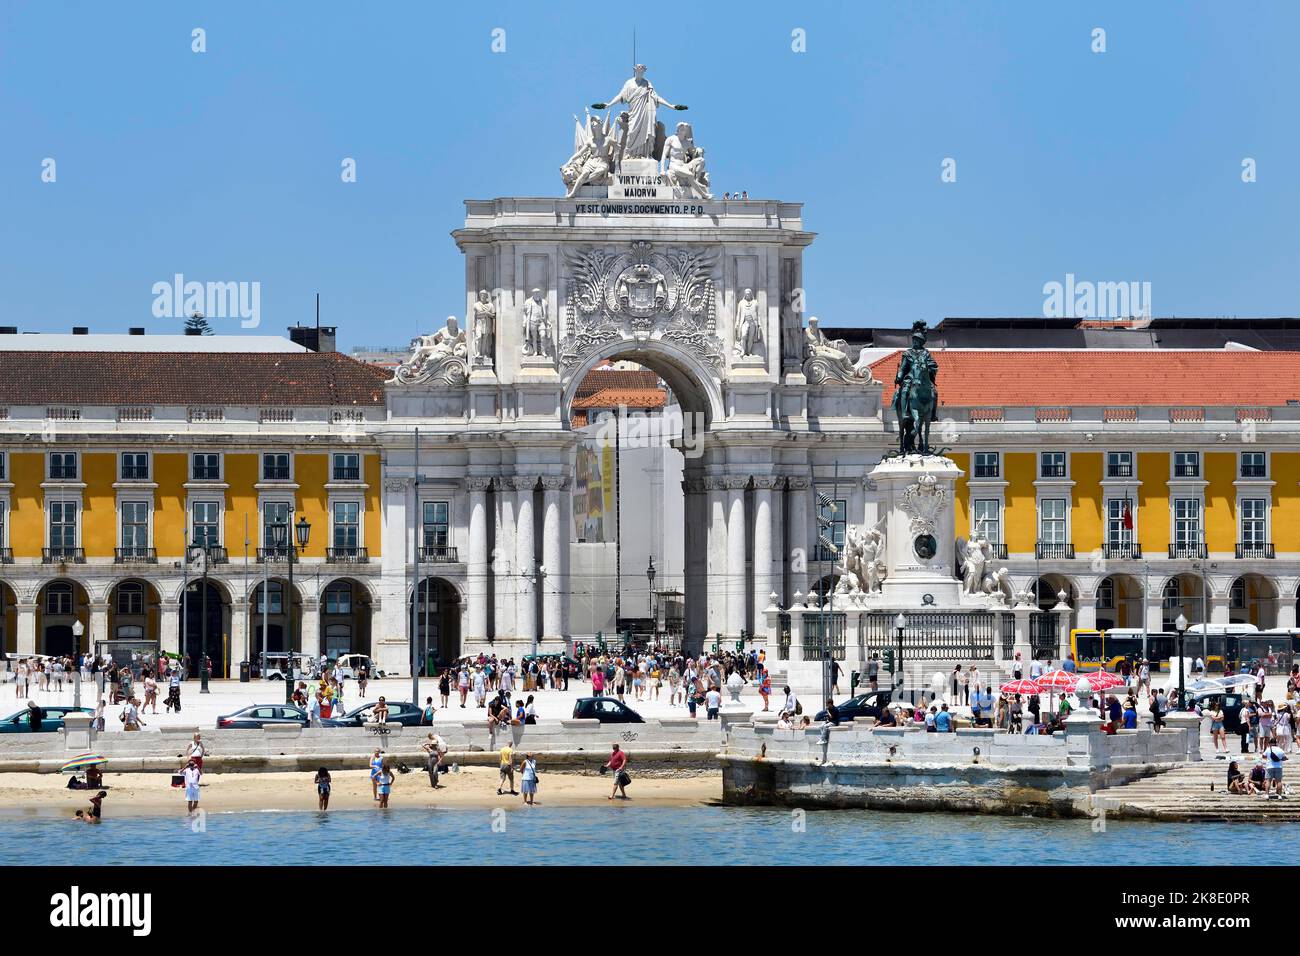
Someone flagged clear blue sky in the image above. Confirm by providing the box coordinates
[2,1,1298,350]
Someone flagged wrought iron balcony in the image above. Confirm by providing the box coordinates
[331,466,361,481]
[1035,542,1075,560]
[1168,543,1207,559]
[43,547,85,564]
[1106,463,1134,478]
[1040,463,1067,478]
[114,547,157,564]
[1102,543,1142,560]
[0,547,13,564]
[327,546,370,563]
[1173,463,1201,478]
[419,545,459,563]
[256,546,293,563]
[1236,542,1275,559]
[989,542,1008,560]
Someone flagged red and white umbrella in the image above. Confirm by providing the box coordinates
[1036,669,1079,691]
[1085,671,1124,691]
[1000,679,1042,695]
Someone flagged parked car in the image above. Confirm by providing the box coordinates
[815,689,894,723]
[571,696,645,723]
[216,704,345,729]
[0,704,93,733]
[334,700,426,727]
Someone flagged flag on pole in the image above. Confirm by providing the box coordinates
[1122,498,1134,530]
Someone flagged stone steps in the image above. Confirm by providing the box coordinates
[1097,763,1300,821]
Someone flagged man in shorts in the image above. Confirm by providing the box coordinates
[497,741,517,795]
[1264,736,1288,799]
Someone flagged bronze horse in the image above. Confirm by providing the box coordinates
[896,357,938,455]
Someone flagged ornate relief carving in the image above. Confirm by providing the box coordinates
[540,476,570,491]
[392,318,469,387]
[384,478,412,493]
[559,241,723,378]
[899,473,950,537]
[464,477,492,492]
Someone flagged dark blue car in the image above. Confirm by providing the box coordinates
[0,704,93,733]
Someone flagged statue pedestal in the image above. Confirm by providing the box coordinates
[872,454,963,607]
[609,158,672,200]
[729,354,767,378]
[517,354,558,380]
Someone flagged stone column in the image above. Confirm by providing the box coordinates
[787,477,811,599]
[541,477,566,645]
[1210,596,1230,625]
[752,478,775,641]
[88,602,110,655]
[494,480,517,639]
[300,598,321,659]
[770,481,785,607]
[705,476,728,639]
[1279,601,1298,630]
[16,602,36,656]
[464,477,490,643]
[726,478,748,640]
[1075,594,1097,631]
[514,477,537,646]
[160,601,180,655]
[787,601,805,663]
[682,475,708,654]
[559,482,572,642]
[229,598,249,667]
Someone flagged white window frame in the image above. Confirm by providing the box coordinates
[1172,497,1202,551]
[1106,451,1134,479]
[971,498,1002,547]
[191,499,223,549]
[1038,498,1069,546]
[1239,497,1269,549]
[972,452,1000,479]
[260,451,294,483]
[47,498,80,550]
[331,452,362,483]
[260,500,295,550]
[1104,497,1138,550]
[1173,450,1201,479]
[117,499,152,551]
[191,452,223,482]
[331,500,362,551]
[118,451,151,482]
[47,451,79,481]
[1039,451,1068,479]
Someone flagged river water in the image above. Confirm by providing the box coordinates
[1,806,1287,865]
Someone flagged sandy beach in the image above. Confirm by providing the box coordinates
[0,767,722,818]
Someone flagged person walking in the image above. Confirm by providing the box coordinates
[520,752,539,806]
[313,767,331,810]
[421,696,437,726]
[605,743,630,800]
[181,758,202,816]
[438,669,451,708]
[497,740,517,796]
[421,733,445,788]
[369,748,384,801]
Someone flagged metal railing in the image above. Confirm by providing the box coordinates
[256,547,291,563]
[1168,543,1207,559]
[1102,542,1142,560]
[1029,612,1059,660]
[1040,462,1067,478]
[114,547,157,564]
[332,466,361,481]
[1036,542,1075,560]
[1106,463,1134,478]
[777,613,791,661]
[1001,614,1016,659]
[0,547,11,564]
[864,611,996,661]
[1236,542,1275,559]
[43,547,85,564]
[420,545,459,563]
[801,613,847,661]
[327,546,370,563]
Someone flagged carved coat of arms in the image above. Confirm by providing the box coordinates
[899,473,949,537]
[559,240,721,377]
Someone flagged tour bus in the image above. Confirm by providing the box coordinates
[1180,623,1260,672]
[1069,628,1178,671]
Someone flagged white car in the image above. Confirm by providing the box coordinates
[333,654,375,680]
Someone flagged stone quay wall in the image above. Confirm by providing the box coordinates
[719,711,1200,817]
[0,712,749,774]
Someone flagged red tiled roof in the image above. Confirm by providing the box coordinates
[0,351,389,406]
[570,387,667,410]
[871,350,1300,408]
[572,368,661,399]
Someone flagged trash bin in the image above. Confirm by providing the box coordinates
[238,660,251,683]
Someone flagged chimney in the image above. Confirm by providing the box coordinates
[0,327,16,335]
[129,327,145,336]
[288,324,337,353]
[72,326,89,335]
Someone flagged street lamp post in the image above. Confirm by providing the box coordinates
[71,619,84,709]
[189,541,212,694]
[894,612,906,700]
[646,556,656,637]
[1174,612,1188,711]
[272,517,311,704]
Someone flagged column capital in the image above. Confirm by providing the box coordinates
[464,476,492,492]
[787,476,811,490]
[753,476,779,491]
[704,476,729,492]
[723,476,750,491]
[509,475,538,492]
[384,477,413,493]
[682,477,708,494]
[540,476,570,491]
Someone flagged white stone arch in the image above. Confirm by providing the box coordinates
[561,336,725,428]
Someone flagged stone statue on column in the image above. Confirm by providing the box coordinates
[471,290,496,367]
[733,288,761,358]
[521,289,552,359]
[592,64,687,160]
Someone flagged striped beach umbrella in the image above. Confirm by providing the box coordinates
[60,753,107,773]
[1086,671,1124,691]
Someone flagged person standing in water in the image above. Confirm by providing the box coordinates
[313,767,331,810]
